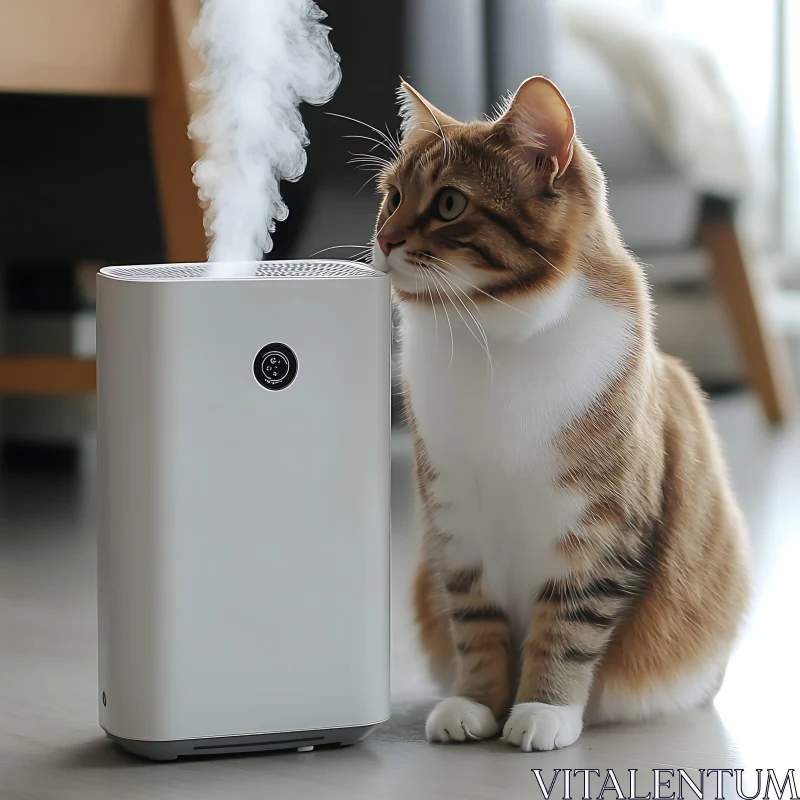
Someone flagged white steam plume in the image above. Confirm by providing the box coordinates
[189,0,341,277]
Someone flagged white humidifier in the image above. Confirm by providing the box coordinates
[96,261,391,760]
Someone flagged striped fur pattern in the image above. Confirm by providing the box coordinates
[371,77,751,751]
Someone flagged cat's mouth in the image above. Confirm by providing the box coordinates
[371,242,474,299]
[388,257,435,295]
[371,243,420,291]
[387,263,420,293]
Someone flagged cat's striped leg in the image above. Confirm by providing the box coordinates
[426,567,512,743]
[503,572,634,751]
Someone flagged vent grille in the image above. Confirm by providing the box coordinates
[101,261,379,281]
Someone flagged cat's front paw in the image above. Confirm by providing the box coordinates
[502,702,583,751]
[426,697,500,743]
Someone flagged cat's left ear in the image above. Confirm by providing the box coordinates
[397,80,459,147]
[499,76,575,179]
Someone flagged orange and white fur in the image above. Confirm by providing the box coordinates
[370,76,750,751]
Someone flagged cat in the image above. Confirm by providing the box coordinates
[370,75,751,752]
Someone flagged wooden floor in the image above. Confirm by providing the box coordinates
[0,393,798,799]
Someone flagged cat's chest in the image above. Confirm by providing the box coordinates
[399,284,636,618]
[402,308,590,476]
[401,282,636,474]
[406,339,583,617]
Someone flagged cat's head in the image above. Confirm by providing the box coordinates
[372,76,606,305]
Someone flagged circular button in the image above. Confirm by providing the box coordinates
[261,351,290,383]
[253,343,297,390]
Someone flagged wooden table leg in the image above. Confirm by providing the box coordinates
[700,218,794,425]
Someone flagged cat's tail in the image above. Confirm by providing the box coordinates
[412,560,456,691]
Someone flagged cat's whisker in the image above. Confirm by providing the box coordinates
[422,254,534,318]
[433,265,487,332]
[349,250,373,264]
[308,245,373,266]
[347,152,393,169]
[326,112,401,157]
[348,159,391,172]
[430,267,491,377]
[384,122,401,153]
[416,125,446,152]
[348,158,392,170]
[449,287,494,382]
[342,134,396,156]
[433,267,494,382]
[428,270,455,369]
[354,172,382,196]
[347,160,387,174]
[427,262,483,318]
[308,243,372,258]
[420,270,439,341]
[351,167,387,179]
[530,246,565,277]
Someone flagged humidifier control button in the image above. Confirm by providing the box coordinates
[262,352,290,381]
[254,342,297,391]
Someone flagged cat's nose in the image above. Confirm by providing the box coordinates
[377,232,407,256]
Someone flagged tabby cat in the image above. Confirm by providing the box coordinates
[370,76,751,752]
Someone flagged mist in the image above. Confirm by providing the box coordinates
[189,0,341,277]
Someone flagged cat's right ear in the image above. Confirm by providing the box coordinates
[397,80,459,147]
[498,76,576,179]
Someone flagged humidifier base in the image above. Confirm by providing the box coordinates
[104,722,382,761]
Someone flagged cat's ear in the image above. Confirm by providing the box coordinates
[397,80,459,147]
[499,76,575,179]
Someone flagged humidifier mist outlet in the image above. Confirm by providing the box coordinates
[96,261,391,760]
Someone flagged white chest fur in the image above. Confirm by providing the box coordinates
[399,276,635,635]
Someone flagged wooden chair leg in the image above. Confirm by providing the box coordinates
[0,263,95,396]
[149,0,206,264]
[0,357,96,395]
[699,218,794,425]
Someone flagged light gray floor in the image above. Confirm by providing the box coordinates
[1,393,798,799]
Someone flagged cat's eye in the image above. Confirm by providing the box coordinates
[387,188,401,214]
[436,188,468,221]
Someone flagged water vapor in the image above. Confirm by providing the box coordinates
[189,0,341,276]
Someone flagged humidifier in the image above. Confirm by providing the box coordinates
[96,260,391,760]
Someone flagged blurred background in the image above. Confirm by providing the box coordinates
[0,0,799,462]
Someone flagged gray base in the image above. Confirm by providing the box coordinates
[104,723,379,761]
